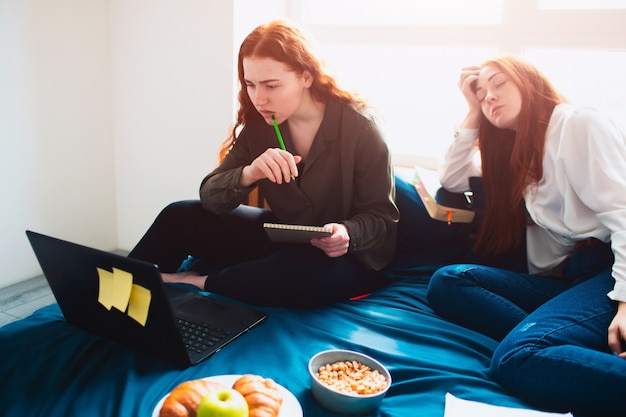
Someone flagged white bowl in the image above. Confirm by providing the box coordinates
[308,349,391,415]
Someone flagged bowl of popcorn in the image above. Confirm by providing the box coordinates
[308,349,391,414]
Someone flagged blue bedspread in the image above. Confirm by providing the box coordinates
[0,275,537,417]
[0,176,537,416]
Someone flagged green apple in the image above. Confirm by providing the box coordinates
[197,387,249,417]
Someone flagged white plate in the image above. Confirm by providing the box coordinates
[152,374,303,417]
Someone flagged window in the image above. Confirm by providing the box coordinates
[539,0,626,10]
[299,0,503,25]
[283,0,626,165]
[316,44,498,166]
[524,48,626,128]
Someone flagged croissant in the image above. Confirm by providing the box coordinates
[232,374,283,417]
[159,379,225,417]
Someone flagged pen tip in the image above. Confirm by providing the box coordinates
[270,113,276,120]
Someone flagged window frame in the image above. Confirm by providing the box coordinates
[290,0,626,52]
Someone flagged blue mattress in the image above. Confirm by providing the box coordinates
[0,275,540,417]
[0,176,537,416]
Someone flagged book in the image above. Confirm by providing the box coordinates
[263,223,333,243]
[412,165,475,224]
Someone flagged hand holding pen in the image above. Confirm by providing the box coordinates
[240,114,301,186]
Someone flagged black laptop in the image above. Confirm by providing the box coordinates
[25,230,267,368]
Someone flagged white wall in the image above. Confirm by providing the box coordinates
[0,0,116,287]
[0,0,284,289]
[111,0,289,251]
[111,0,236,251]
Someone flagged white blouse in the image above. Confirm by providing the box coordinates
[439,104,626,302]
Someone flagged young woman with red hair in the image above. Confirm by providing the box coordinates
[427,55,626,415]
[128,20,398,308]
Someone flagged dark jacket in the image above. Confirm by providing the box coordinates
[199,99,399,270]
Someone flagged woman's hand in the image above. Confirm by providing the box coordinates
[311,223,350,258]
[240,148,302,187]
[458,65,483,129]
[608,301,626,358]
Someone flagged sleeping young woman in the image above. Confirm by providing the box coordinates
[426,55,626,416]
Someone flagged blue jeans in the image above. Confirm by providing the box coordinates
[427,243,626,416]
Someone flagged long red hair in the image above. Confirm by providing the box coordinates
[218,20,368,162]
[474,55,566,257]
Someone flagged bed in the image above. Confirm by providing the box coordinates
[0,176,541,417]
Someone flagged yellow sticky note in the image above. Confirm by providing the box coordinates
[111,268,133,312]
[97,268,114,310]
[127,284,151,326]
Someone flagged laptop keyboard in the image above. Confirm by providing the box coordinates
[175,318,232,354]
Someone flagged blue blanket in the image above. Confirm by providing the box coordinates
[0,176,536,416]
[0,275,538,417]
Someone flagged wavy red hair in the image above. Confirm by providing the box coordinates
[474,55,567,257]
[218,20,368,162]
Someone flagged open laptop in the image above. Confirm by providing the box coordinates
[25,230,267,368]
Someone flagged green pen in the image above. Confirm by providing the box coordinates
[271,113,294,179]
[271,113,287,151]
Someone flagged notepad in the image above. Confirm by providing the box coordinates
[263,223,332,243]
[413,166,475,224]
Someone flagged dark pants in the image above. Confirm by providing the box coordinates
[128,201,380,308]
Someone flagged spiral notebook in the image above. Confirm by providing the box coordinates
[263,223,332,243]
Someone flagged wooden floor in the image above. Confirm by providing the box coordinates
[0,275,54,328]
[0,249,129,328]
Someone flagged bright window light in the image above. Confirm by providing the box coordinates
[317,44,497,165]
[539,0,626,9]
[524,49,626,131]
[300,0,503,25]
[275,0,626,164]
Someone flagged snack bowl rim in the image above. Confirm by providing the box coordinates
[308,349,391,414]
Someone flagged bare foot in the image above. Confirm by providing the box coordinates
[161,271,207,290]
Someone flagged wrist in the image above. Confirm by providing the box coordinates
[460,113,481,130]
[239,166,256,188]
